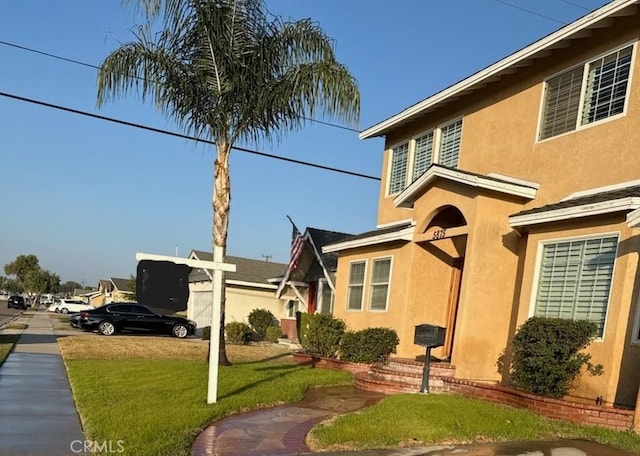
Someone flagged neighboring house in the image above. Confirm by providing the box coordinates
[72,288,102,306]
[324,0,640,408]
[96,277,135,304]
[276,227,354,339]
[187,250,289,331]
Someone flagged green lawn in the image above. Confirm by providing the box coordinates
[65,357,352,456]
[0,334,19,366]
[310,394,640,453]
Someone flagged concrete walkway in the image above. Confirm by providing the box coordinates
[0,309,86,455]
[192,386,637,456]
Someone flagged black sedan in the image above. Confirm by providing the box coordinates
[75,303,196,338]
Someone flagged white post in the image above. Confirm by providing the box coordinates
[207,245,224,404]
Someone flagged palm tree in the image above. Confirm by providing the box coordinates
[97,0,359,365]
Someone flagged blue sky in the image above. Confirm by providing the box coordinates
[0,0,610,286]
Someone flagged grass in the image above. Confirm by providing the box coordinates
[3,323,28,330]
[309,394,640,453]
[60,338,352,456]
[0,334,20,366]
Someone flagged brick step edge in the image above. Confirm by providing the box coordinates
[384,362,456,378]
[355,372,449,395]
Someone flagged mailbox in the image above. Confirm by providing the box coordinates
[414,324,446,348]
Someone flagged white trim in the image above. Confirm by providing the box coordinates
[631,291,640,345]
[323,226,414,253]
[527,231,620,342]
[360,0,639,139]
[536,40,637,143]
[627,207,640,228]
[135,252,236,273]
[346,259,367,312]
[376,218,416,229]
[395,166,538,209]
[487,173,540,189]
[368,256,393,313]
[226,280,277,290]
[562,179,640,201]
[305,232,338,292]
[509,197,640,227]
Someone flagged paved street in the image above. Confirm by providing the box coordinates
[0,302,22,327]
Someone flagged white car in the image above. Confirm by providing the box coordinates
[48,299,95,314]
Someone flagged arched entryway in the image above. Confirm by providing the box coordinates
[416,205,468,361]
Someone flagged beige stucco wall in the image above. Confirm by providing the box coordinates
[377,16,640,226]
[515,216,640,405]
[335,14,640,406]
[188,282,287,329]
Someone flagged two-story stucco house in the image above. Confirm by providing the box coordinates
[325,0,640,408]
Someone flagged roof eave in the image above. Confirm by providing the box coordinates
[394,166,538,209]
[509,197,640,228]
[322,227,414,253]
[360,0,639,139]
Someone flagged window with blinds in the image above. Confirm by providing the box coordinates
[439,119,463,168]
[539,44,633,141]
[369,257,392,311]
[412,132,433,181]
[386,118,463,195]
[388,143,409,195]
[534,235,618,336]
[347,260,366,311]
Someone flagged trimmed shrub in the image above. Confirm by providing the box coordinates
[340,327,399,363]
[265,326,283,343]
[510,317,604,398]
[201,326,211,341]
[225,321,252,345]
[303,313,346,358]
[248,308,277,341]
[296,311,312,347]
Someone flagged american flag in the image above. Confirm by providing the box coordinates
[288,224,305,274]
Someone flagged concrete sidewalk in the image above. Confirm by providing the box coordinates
[0,309,86,455]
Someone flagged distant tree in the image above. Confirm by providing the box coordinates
[24,270,60,298]
[124,275,137,301]
[59,281,83,294]
[4,279,24,294]
[4,255,40,283]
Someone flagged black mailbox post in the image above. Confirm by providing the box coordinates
[414,324,446,394]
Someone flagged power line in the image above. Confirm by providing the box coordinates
[0,91,380,181]
[0,39,361,133]
[558,0,593,12]
[493,0,567,25]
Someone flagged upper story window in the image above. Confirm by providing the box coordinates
[539,44,634,141]
[387,118,463,195]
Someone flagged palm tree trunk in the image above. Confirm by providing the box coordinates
[213,139,232,366]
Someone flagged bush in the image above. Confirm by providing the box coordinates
[340,328,399,363]
[510,317,604,398]
[201,326,211,341]
[303,313,346,358]
[265,326,283,343]
[296,311,312,346]
[248,308,277,341]
[225,322,252,345]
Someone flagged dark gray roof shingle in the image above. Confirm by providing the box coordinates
[189,251,288,285]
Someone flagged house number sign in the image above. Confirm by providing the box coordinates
[432,229,447,240]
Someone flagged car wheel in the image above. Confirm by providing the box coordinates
[98,320,116,336]
[172,324,189,339]
[61,308,69,314]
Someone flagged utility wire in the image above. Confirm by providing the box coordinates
[558,0,593,12]
[493,0,567,25]
[0,91,380,181]
[0,39,361,133]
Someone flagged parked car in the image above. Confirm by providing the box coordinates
[76,303,196,338]
[49,299,94,314]
[7,295,28,310]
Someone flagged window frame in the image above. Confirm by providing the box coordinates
[346,260,367,311]
[368,256,393,312]
[317,278,334,315]
[528,232,620,341]
[385,117,463,196]
[285,299,299,319]
[536,41,636,143]
[631,292,640,345]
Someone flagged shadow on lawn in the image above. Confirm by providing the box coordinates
[234,351,292,365]
[218,362,317,400]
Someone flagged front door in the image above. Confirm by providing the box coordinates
[444,258,464,360]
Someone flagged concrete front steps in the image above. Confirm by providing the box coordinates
[355,357,456,394]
